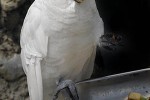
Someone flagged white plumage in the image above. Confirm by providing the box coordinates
[20,0,104,100]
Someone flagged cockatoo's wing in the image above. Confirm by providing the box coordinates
[21,4,48,57]
[20,3,48,100]
[20,2,49,73]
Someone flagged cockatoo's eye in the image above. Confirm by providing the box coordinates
[75,0,84,3]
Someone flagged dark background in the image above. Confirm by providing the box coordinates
[94,0,150,77]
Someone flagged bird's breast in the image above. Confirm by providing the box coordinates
[41,0,96,59]
[42,7,95,38]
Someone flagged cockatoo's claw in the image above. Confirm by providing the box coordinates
[53,80,79,100]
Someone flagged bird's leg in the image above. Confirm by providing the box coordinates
[53,80,79,100]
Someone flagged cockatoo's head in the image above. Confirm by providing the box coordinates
[74,0,84,3]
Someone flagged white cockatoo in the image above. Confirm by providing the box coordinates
[20,0,104,100]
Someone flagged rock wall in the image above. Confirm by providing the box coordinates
[0,0,34,99]
[0,34,29,100]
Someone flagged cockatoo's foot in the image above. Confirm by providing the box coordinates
[74,0,84,3]
[53,80,79,100]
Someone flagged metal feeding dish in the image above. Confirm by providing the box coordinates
[76,68,150,100]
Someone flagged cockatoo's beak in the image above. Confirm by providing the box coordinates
[74,0,84,3]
